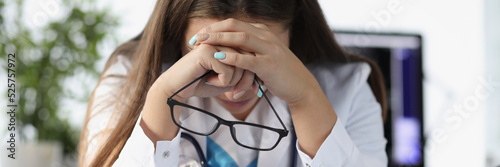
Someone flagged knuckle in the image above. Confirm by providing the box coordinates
[198,44,215,52]
[225,18,238,27]
[254,23,271,32]
[214,32,224,41]
[198,43,209,49]
[235,32,249,44]
[227,52,238,64]
[246,57,258,70]
[254,23,267,29]
[201,25,211,33]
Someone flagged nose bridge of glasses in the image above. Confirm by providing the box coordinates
[217,118,233,127]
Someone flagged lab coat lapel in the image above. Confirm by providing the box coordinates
[257,92,294,167]
[257,133,294,167]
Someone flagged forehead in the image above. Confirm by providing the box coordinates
[185,17,288,36]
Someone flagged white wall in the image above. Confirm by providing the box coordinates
[484,0,500,166]
[319,0,494,166]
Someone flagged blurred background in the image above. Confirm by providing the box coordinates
[0,0,498,166]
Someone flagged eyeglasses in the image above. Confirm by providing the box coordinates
[167,71,289,151]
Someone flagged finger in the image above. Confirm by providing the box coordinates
[198,18,266,39]
[196,32,270,53]
[232,49,255,94]
[214,46,244,86]
[232,70,255,100]
[253,79,266,98]
[230,66,244,86]
[204,65,233,87]
[232,49,256,96]
[215,50,261,74]
[195,82,234,97]
[196,44,234,86]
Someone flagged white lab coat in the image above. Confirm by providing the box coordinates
[84,55,387,167]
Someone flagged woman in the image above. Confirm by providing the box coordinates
[79,0,388,166]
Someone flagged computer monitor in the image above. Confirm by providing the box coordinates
[335,31,424,167]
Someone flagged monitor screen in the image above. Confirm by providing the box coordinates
[335,31,424,167]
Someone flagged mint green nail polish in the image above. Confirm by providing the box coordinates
[257,85,263,98]
[214,52,226,59]
[205,81,212,85]
[189,34,197,45]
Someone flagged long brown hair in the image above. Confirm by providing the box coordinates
[78,0,387,166]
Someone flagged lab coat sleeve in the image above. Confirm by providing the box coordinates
[295,82,387,167]
[113,113,182,166]
[83,55,182,166]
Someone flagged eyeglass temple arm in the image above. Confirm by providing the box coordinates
[254,79,288,132]
[169,71,213,99]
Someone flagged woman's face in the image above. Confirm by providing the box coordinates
[182,17,290,120]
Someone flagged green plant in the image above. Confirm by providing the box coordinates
[0,0,119,156]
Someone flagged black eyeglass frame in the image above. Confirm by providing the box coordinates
[166,71,289,151]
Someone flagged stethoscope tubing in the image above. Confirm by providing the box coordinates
[180,131,297,167]
[181,133,208,167]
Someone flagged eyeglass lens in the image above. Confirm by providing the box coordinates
[172,102,281,150]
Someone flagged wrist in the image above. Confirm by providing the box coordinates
[287,83,323,110]
[142,79,182,143]
[287,84,337,158]
[151,76,187,103]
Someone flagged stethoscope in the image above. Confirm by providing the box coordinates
[180,130,298,167]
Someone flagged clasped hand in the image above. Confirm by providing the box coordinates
[159,18,320,107]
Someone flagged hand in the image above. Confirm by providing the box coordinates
[141,43,256,143]
[192,18,322,106]
[192,19,338,157]
[156,43,256,101]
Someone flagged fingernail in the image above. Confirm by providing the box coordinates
[214,52,226,59]
[233,91,246,100]
[257,85,264,98]
[205,81,212,85]
[197,33,209,42]
[189,34,198,45]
